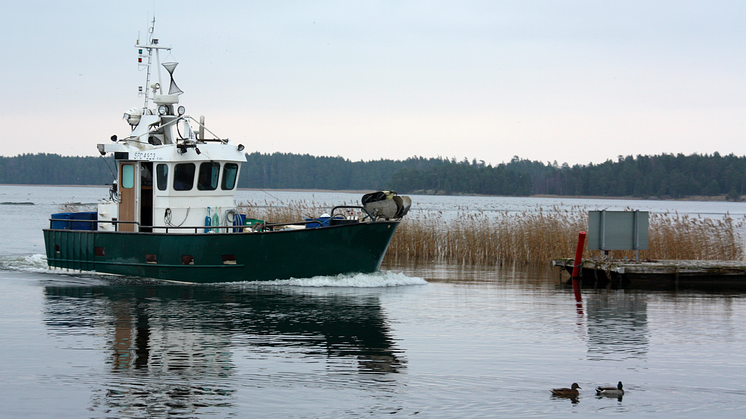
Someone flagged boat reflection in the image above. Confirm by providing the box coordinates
[43,280,405,416]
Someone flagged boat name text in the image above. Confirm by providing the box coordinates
[133,152,161,161]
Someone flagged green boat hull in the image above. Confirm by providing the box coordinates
[43,221,399,283]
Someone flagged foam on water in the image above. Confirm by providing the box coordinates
[245,270,428,287]
[0,253,49,272]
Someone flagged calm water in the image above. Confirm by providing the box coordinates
[2,185,746,418]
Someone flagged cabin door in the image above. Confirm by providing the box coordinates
[118,162,137,232]
[140,162,153,232]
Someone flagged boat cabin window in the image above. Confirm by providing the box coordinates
[156,164,168,191]
[173,163,195,191]
[197,162,220,191]
[222,163,238,190]
[121,164,134,189]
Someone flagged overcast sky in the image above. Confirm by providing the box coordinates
[1,1,744,166]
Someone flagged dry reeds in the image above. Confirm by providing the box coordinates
[386,207,745,266]
[57,202,95,212]
[643,212,744,260]
[235,199,353,224]
[386,206,587,266]
[236,200,745,265]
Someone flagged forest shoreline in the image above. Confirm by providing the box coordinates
[2,183,737,203]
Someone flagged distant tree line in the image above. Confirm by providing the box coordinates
[0,152,446,191]
[389,153,746,200]
[1,152,745,200]
[238,152,444,191]
[557,153,738,199]
[0,153,117,186]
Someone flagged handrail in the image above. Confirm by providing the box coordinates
[330,205,376,221]
[49,217,327,233]
[264,220,317,228]
[49,218,138,232]
[48,207,380,233]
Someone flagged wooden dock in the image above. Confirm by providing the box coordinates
[552,258,746,290]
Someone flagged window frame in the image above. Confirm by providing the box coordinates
[173,163,196,191]
[221,163,239,190]
[197,161,221,191]
[156,164,168,191]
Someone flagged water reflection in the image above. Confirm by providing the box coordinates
[384,260,559,288]
[43,281,405,417]
[584,292,649,361]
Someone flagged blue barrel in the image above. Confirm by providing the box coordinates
[51,213,72,229]
[69,212,98,231]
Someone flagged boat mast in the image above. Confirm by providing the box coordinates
[136,17,171,112]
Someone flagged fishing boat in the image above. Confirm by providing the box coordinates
[42,20,410,283]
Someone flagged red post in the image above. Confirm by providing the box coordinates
[571,231,586,302]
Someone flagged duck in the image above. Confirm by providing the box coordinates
[596,381,624,397]
[551,383,581,397]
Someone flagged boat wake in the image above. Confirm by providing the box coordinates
[1,254,427,287]
[0,254,49,273]
[244,271,428,287]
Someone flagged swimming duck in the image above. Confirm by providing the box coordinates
[596,381,624,397]
[551,383,581,397]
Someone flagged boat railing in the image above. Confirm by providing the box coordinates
[49,217,235,233]
[48,218,139,232]
[330,205,376,221]
[48,211,379,233]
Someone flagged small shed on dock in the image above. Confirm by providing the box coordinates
[587,210,648,259]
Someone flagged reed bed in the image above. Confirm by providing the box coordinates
[386,206,587,266]
[238,200,744,264]
[387,208,745,265]
[644,212,744,261]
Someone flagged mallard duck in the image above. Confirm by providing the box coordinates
[551,383,581,397]
[596,381,624,397]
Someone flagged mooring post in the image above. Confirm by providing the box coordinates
[572,231,586,302]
